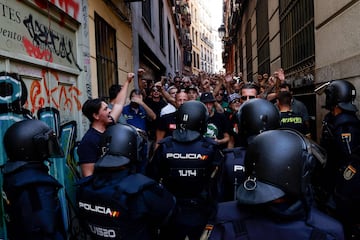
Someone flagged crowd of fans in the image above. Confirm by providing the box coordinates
[123,68,310,158]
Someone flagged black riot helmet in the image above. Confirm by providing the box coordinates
[237,129,326,205]
[237,98,280,143]
[323,80,357,112]
[3,119,63,162]
[173,100,209,142]
[95,124,139,168]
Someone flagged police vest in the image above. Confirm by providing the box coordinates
[77,173,175,240]
[2,162,65,240]
[334,146,360,225]
[321,112,360,159]
[159,137,220,202]
[222,147,246,201]
[205,201,344,240]
[317,112,360,201]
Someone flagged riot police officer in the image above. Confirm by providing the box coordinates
[2,119,65,240]
[205,129,344,240]
[314,80,360,239]
[221,98,280,201]
[147,100,223,240]
[76,123,176,240]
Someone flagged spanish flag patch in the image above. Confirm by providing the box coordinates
[343,164,357,180]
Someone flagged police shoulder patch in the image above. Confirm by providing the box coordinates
[343,164,357,180]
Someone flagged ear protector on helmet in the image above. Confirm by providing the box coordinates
[281,128,326,194]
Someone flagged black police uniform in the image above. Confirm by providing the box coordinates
[205,129,345,240]
[315,111,360,206]
[322,111,360,163]
[2,119,65,240]
[220,147,246,201]
[77,169,175,240]
[147,135,223,240]
[321,111,360,239]
[314,80,360,239]
[334,146,360,239]
[206,200,344,240]
[76,123,176,240]
[3,162,65,240]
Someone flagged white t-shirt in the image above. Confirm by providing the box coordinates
[160,103,176,117]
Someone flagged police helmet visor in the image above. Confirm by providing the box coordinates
[95,154,130,168]
[338,102,358,112]
[237,177,285,205]
[33,129,64,158]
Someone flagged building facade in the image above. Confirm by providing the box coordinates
[190,1,201,75]
[131,0,184,81]
[222,0,360,140]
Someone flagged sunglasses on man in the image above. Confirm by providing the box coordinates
[230,99,241,104]
[240,95,256,101]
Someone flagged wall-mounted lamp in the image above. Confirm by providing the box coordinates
[233,2,241,12]
[218,24,225,39]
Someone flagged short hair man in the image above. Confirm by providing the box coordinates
[77,73,134,177]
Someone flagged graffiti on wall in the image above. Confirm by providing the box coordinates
[34,0,81,21]
[0,0,81,70]
[23,36,53,62]
[28,69,82,113]
[23,13,82,70]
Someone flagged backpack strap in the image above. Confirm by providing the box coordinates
[230,219,248,238]
[209,219,248,240]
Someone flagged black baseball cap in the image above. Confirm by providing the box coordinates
[200,92,215,103]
